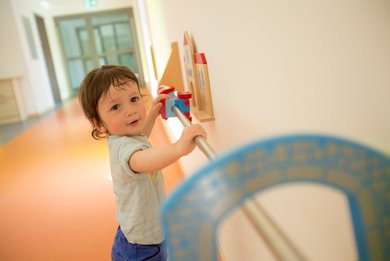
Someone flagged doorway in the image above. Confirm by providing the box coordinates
[55,8,144,93]
[35,14,62,105]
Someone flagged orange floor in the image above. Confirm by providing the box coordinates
[0,98,184,261]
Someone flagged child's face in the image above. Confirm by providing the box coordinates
[96,81,146,136]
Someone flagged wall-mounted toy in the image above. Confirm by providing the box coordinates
[158,42,184,92]
[183,32,200,110]
[158,85,192,122]
[183,32,215,122]
[194,53,215,121]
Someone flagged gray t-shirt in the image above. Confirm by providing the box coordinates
[108,135,165,244]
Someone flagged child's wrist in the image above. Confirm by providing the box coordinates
[172,141,184,158]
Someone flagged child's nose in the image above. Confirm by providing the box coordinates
[125,104,136,116]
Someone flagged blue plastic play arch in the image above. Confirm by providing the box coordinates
[161,134,390,261]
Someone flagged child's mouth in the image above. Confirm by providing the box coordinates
[128,119,138,126]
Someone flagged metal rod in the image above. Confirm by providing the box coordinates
[172,106,217,160]
[242,200,307,261]
[172,105,307,261]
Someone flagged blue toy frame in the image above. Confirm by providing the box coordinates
[161,134,390,261]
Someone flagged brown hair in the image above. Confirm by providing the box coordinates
[78,65,139,140]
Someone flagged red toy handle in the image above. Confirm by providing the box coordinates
[158,85,175,120]
[177,92,191,99]
[158,85,175,95]
[157,85,192,122]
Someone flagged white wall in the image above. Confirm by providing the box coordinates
[0,0,42,116]
[10,0,56,115]
[0,0,26,78]
[145,0,390,260]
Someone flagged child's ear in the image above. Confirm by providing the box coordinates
[92,119,107,133]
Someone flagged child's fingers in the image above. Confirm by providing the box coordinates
[149,102,162,115]
[186,124,207,139]
[154,103,162,111]
[154,94,170,103]
[150,94,169,109]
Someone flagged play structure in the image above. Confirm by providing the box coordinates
[158,87,390,261]
[160,32,214,122]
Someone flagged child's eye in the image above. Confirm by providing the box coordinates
[111,104,120,111]
[130,97,139,103]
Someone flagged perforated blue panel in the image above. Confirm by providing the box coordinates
[161,134,390,261]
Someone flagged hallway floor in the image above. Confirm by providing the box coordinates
[0,97,184,261]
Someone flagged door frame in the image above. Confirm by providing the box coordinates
[35,14,62,105]
[55,8,145,92]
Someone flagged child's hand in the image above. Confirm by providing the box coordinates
[148,94,170,119]
[175,124,207,156]
[143,94,170,137]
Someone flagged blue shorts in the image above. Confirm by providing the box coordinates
[111,227,167,261]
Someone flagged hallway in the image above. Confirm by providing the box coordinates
[0,97,184,260]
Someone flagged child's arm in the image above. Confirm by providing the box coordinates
[130,124,207,173]
[143,94,170,137]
